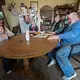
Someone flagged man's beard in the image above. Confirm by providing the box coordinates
[25,21,29,24]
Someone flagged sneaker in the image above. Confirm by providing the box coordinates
[62,72,77,80]
[48,58,56,67]
[7,70,12,74]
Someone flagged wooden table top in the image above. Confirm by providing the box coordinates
[0,34,58,59]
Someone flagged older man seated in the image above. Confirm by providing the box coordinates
[47,12,80,80]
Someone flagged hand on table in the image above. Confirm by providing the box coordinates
[1,34,8,38]
[29,31,36,33]
[48,31,56,35]
[6,33,12,37]
[48,35,59,40]
[52,32,56,35]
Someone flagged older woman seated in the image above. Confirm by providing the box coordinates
[0,14,16,74]
[50,15,64,35]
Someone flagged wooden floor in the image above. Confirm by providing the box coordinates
[0,56,80,80]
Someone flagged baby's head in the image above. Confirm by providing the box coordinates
[0,26,5,34]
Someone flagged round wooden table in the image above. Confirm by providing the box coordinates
[0,34,58,73]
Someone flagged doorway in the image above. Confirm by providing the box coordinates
[40,5,54,31]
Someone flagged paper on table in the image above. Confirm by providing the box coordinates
[33,34,48,38]
[45,33,53,36]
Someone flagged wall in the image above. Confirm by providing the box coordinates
[2,0,77,30]
[2,0,19,30]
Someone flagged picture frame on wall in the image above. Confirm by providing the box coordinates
[78,2,80,10]
[78,3,80,14]
[30,1,38,11]
[76,0,80,13]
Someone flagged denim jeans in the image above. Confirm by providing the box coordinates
[48,42,60,59]
[48,43,80,77]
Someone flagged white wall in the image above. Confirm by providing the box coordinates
[2,0,77,30]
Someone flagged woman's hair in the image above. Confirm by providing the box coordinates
[0,19,5,31]
[28,7,32,9]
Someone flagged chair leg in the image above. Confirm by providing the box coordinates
[74,67,80,70]
[72,56,80,63]
[72,56,80,70]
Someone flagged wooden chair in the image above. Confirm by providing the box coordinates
[12,24,21,35]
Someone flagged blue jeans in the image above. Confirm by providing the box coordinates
[48,43,80,77]
[48,43,60,59]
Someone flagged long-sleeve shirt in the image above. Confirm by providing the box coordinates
[55,21,64,34]
[5,26,14,36]
[0,26,14,41]
[0,36,8,41]
[51,20,64,34]
[19,18,31,34]
[29,24,38,31]
[59,20,80,46]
